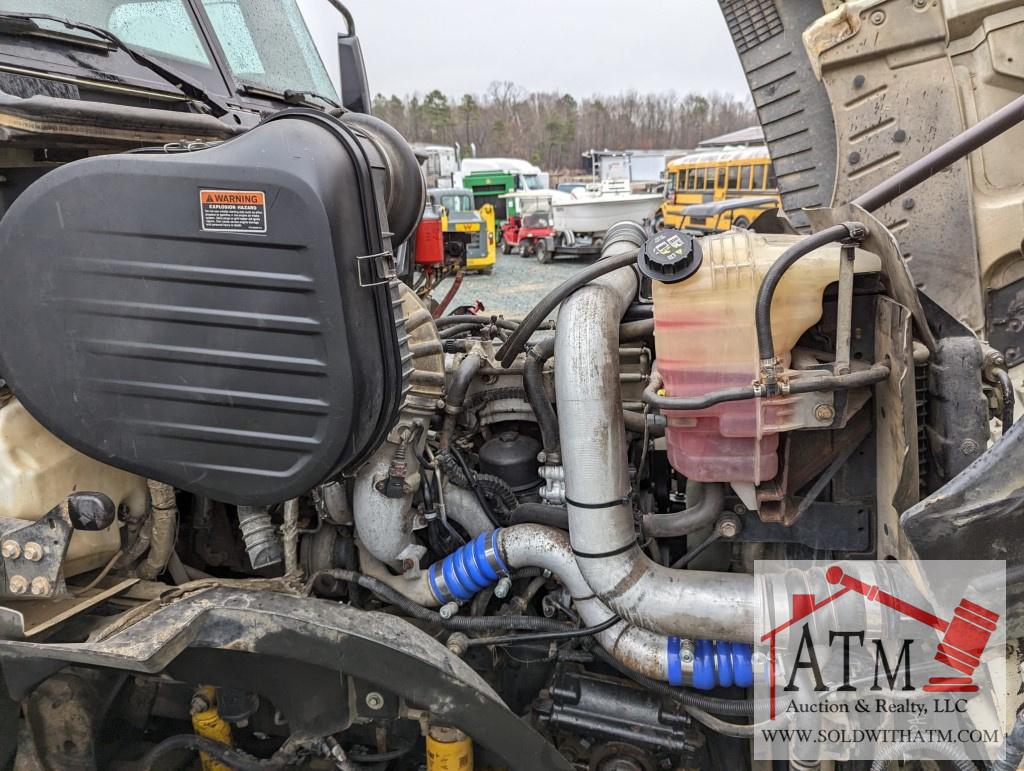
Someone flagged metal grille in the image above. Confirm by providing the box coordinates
[721,0,783,54]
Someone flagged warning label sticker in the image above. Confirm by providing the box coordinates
[200,189,267,233]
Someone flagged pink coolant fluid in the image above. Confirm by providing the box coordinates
[652,230,880,485]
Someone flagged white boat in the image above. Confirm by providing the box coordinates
[552,192,663,236]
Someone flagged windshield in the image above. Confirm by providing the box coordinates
[440,194,474,212]
[522,211,551,229]
[200,0,337,99]
[1,0,338,100]
[520,174,543,190]
[1,1,211,65]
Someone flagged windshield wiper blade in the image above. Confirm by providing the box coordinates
[237,83,340,110]
[0,12,230,117]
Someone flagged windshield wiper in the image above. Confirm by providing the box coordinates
[237,83,340,111]
[0,12,230,117]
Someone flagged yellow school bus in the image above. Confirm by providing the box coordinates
[658,146,781,233]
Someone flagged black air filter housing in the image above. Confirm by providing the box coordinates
[0,111,413,505]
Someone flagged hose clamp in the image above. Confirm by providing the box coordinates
[840,221,868,243]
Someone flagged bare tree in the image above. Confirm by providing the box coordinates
[373,85,756,171]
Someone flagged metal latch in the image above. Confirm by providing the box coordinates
[357,250,397,287]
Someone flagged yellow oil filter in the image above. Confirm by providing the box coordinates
[426,724,473,770]
[190,686,233,771]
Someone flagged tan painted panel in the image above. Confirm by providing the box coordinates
[0,398,148,575]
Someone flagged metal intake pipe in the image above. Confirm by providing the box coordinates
[501,525,674,681]
[361,523,691,683]
[553,226,758,642]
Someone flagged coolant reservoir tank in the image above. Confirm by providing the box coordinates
[0,397,148,576]
[652,229,881,485]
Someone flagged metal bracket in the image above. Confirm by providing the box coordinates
[356,250,396,287]
[0,504,73,599]
[0,493,114,600]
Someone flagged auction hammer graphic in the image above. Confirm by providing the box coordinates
[826,566,999,692]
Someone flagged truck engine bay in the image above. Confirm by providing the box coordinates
[0,1,1022,770]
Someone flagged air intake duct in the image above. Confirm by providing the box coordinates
[0,110,424,506]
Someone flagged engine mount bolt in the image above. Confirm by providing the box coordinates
[439,601,459,620]
[494,576,513,599]
[447,633,470,657]
[22,542,43,562]
[8,575,28,595]
[364,691,385,711]
[1,540,20,560]
[717,514,743,539]
[814,404,836,422]
[30,577,50,596]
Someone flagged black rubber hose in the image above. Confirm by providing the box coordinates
[524,339,559,454]
[439,323,486,339]
[435,315,519,330]
[442,354,484,448]
[994,366,1016,429]
[622,410,664,437]
[869,741,975,771]
[643,483,724,538]
[447,447,501,526]
[466,614,621,646]
[508,503,569,530]
[786,362,890,394]
[643,368,756,411]
[319,569,572,631]
[445,353,483,412]
[642,363,890,411]
[348,740,418,763]
[525,331,657,452]
[496,249,640,368]
[139,735,286,770]
[592,648,754,717]
[754,223,855,366]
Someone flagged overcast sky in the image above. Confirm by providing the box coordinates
[297,0,751,101]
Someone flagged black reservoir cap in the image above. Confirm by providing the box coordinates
[637,229,702,284]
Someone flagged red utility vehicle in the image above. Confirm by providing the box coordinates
[499,192,558,263]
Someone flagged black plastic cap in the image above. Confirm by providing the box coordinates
[636,229,703,284]
[67,492,116,531]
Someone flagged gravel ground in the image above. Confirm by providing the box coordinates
[437,251,598,321]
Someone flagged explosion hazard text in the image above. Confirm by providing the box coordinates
[200,189,267,233]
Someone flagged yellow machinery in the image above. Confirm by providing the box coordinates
[429,188,497,274]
